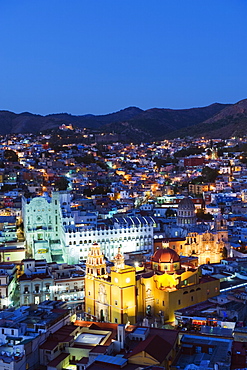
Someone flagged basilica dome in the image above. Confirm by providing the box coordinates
[152,248,180,263]
[177,197,196,227]
[178,197,195,210]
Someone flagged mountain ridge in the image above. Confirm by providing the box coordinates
[0,100,247,141]
[169,98,247,139]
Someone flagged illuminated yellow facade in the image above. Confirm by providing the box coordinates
[155,210,229,265]
[85,244,136,324]
[136,267,219,322]
[85,244,220,324]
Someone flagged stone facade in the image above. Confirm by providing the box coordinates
[85,244,220,324]
[22,192,154,264]
[22,192,66,262]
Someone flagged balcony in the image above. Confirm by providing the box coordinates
[57,288,83,294]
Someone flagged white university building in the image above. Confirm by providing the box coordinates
[22,191,155,264]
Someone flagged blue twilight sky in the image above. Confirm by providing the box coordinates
[0,0,247,116]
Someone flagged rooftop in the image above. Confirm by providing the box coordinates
[173,334,232,370]
[75,333,106,345]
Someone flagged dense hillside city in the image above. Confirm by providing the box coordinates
[1,128,247,369]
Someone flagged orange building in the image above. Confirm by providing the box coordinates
[85,244,220,324]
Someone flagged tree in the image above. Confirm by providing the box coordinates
[190,176,204,185]
[80,154,95,165]
[91,186,110,195]
[196,209,213,221]
[217,148,224,157]
[54,177,69,191]
[83,188,92,197]
[96,161,108,170]
[222,246,228,258]
[0,184,16,192]
[201,166,218,183]
[165,208,177,218]
[174,147,204,158]
[4,149,18,162]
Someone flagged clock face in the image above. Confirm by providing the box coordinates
[114,278,119,283]
[126,278,130,283]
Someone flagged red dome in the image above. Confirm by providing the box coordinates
[152,248,180,263]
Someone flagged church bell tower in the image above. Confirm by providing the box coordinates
[86,242,107,278]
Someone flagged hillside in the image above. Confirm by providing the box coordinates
[0,103,230,142]
[0,107,144,135]
[3,99,247,141]
[169,98,247,139]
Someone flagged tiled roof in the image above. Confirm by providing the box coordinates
[39,339,59,350]
[125,334,174,363]
[47,353,69,368]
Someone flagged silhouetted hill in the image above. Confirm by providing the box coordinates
[169,98,247,139]
[117,103,230,139]
[0,107,144,135]
[2,100,247,141]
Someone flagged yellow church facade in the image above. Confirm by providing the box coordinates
[174,198,229,265]
[85,244,137,324]
[136,269,219,322]
[85,244,220,325]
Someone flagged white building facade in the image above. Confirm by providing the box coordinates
[22,192,69,262]
[19,259,85,306]
[22,192,155,264]
[63,217,154,264]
